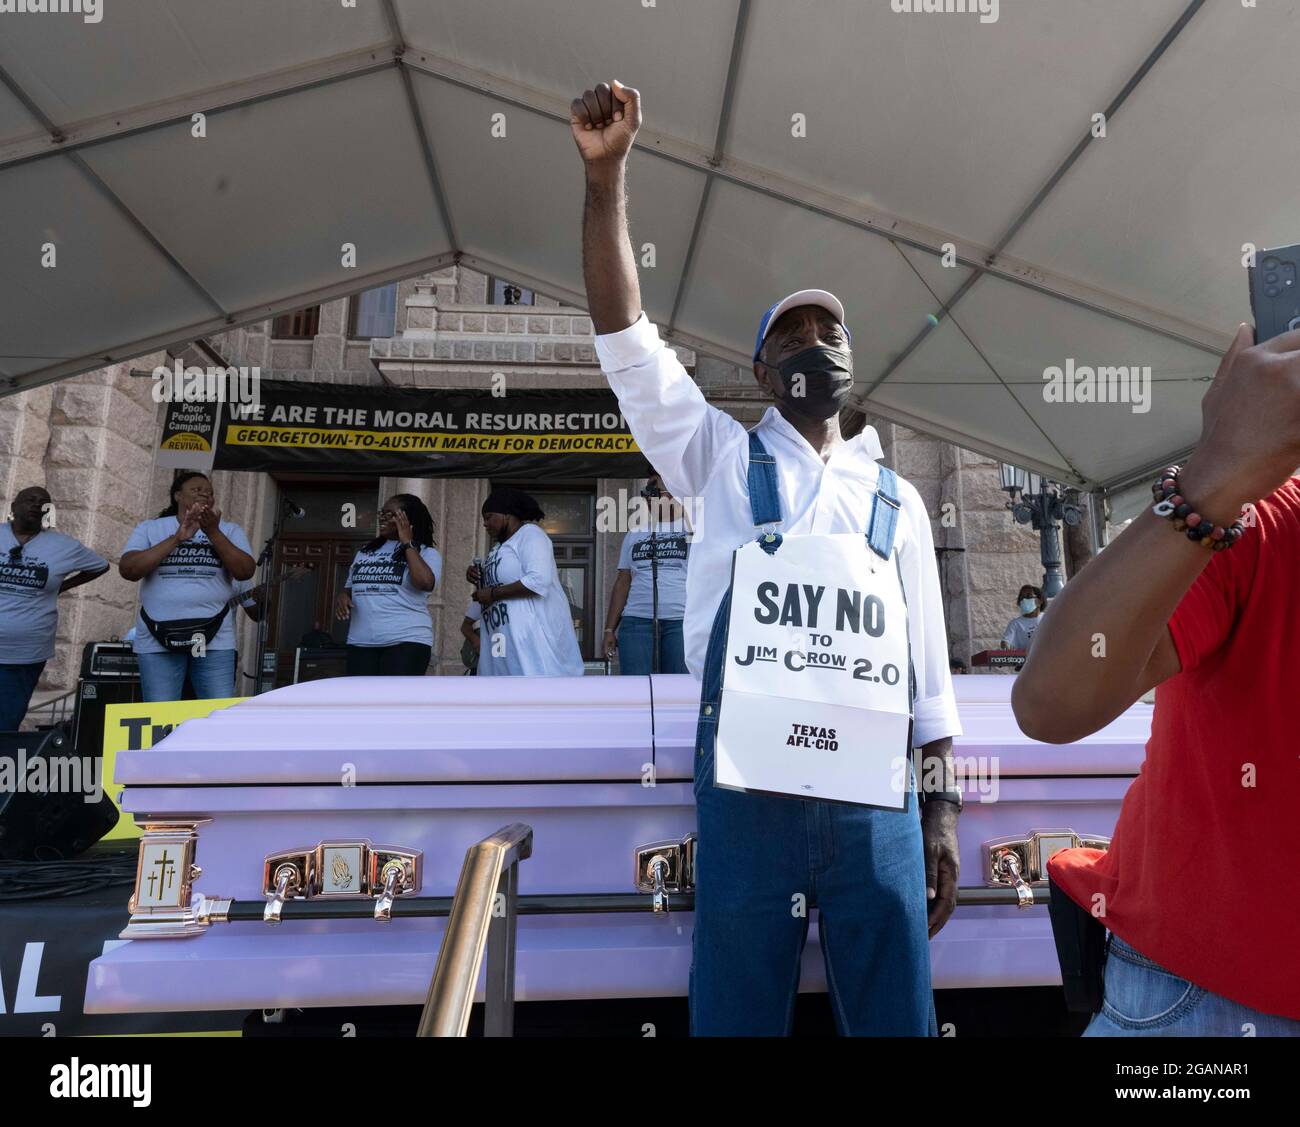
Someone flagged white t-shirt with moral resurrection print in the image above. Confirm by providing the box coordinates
[478,522,583,677]
[0,524,109,664]
[617,520,690,620]
[124,517,255,655]
[344,541,444,647]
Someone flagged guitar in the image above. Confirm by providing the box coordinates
[229,565,311,611]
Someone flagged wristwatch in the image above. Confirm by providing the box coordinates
[399,540,416,552]
[921,788,964,813]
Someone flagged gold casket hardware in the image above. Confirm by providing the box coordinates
[120,819,224,939]
[633,833,697,914]
[261,841,423,924]
[982,828,1111,910]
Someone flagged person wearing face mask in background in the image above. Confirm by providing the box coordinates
[1002,584,1046,651]
[573,79,962,1036]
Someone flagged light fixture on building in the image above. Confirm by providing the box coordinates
[999,464,1083,598]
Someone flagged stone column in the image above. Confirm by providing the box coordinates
[403,279,438,339]
[939,441,974,665]
[0,384,54,508]
[959,450,1044,654]
[310,298,348,373]
[37,359,167,695]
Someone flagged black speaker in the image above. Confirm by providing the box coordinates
[73,641,142,760]
[293,646,348,684]
[0,722,120,861]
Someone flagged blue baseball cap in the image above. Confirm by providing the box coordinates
[753,289,850,362]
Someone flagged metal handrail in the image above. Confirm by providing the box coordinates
[417,822,533,1037]
[23,688,77,729]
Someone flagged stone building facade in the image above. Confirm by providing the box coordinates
[0,264,1080,719]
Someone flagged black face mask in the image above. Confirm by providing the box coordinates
[766,344,855,421]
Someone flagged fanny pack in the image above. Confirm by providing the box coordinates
[139,605,231,654]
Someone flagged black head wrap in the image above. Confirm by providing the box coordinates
[482,487,545,522]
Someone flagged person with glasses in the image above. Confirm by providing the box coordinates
[0,486,110,731]
[121,471,256,702]
[334,494,442,677]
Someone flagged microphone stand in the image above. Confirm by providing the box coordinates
[251,497,292,695]
[648,495,661,676]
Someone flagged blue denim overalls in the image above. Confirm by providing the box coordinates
[689,433,936,1036]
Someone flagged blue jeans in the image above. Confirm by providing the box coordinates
[617,616,686,675]
[136,650,237,702]
[0,661,46,731]
[1084,934,1300,1037]
[690,593,933,1037]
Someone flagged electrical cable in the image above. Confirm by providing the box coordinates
[0,850,136,901]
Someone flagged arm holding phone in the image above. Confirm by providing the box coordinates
[1014,322,1300,742]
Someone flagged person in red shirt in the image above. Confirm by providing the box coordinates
[1015,323,1300,1036]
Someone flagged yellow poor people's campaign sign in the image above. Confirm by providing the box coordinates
[101,698,247,839]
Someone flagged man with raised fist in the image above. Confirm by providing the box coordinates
[572,81,963,1036]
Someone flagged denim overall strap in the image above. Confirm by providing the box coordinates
[867,465,900,560]
[690,440,934,1036]
[747,432,783,555]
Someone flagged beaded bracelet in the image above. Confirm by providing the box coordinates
[1150,466,1245,551]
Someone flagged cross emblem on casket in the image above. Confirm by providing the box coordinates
[146,848,177,899]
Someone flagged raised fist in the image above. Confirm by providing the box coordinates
[570,80,641,165]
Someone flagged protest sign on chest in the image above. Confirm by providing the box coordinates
[714,532,912,810]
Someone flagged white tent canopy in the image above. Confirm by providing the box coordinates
[1,0,1294,492]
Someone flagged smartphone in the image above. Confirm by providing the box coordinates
[1248,243,1300,342]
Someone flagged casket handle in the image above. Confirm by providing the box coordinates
[993,850,1034,909]
[982,829,1111,910]
[373,860,407,922]
[648,855,672,913]
[633,833,697,913]
[264,863,301,925]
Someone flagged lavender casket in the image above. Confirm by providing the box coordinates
[84,674,1148,1013]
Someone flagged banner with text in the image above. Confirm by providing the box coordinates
[157,395,221,473]
[102,697,248,840]
[210,382,649,480]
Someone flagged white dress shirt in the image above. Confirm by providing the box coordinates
[595,313,961,747]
